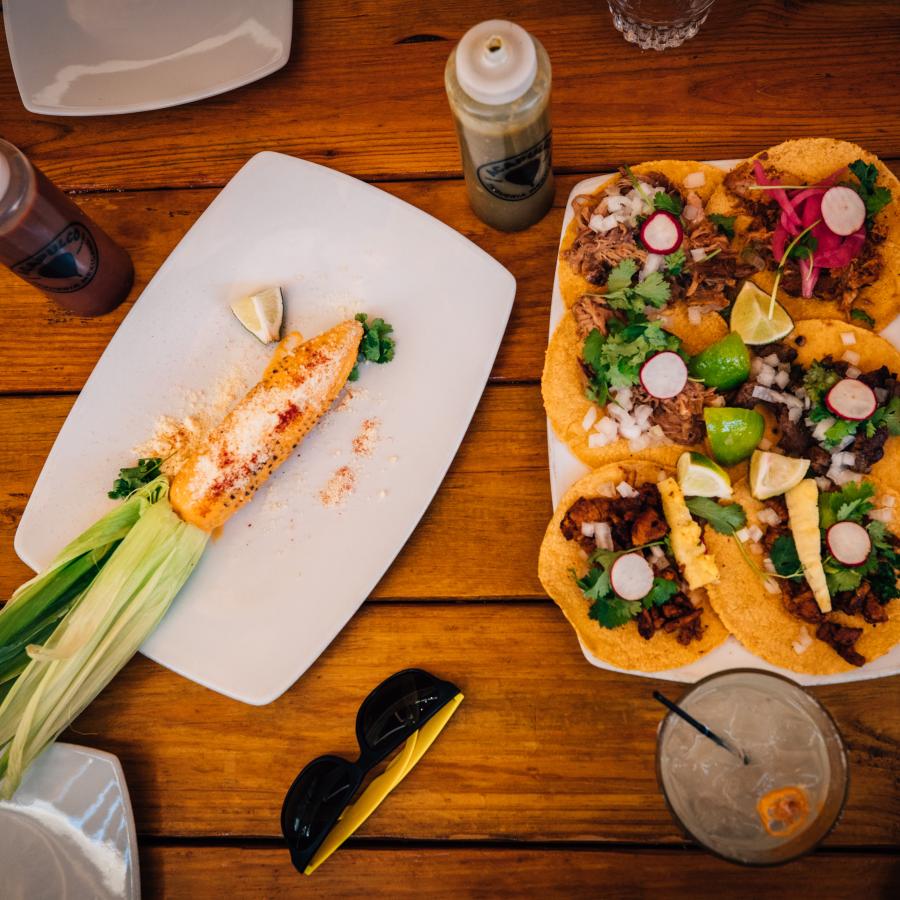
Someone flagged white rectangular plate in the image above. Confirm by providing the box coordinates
[16,152,515,705]
[549,163,900,686]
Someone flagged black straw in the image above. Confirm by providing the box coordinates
[653,690,750,765]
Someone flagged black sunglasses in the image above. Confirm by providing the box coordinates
[281,668,460,872]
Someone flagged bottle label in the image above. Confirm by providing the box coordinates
[476,132,552,202]
[12,222,98,293]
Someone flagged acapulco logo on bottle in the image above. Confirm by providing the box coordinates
[12,222,98,293]
[476,132,552,202]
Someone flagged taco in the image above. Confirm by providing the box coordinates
[559,161,758,313]
[538,460,730,670]
[724,320,900,489]
[543,300,728,467]
[704,476,900,674]
[707,138,900,328]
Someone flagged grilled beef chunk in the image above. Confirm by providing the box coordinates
[783,588,824,625]
[850,426,888,472]
[816,621,866,667]
[631,506,669,546]
[756,343,798,364]
[832,582,889,625]
[731,380,758,409]
[776,405,813,456]
[636,593,703,645]
[808,446,832,476]
[859,365,900,397]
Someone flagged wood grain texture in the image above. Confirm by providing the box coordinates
[139,846,900,899]
[0,387,551,599]
[58,603,900,844]
[1,2,899,189]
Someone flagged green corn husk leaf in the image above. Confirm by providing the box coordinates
[0,478,208,798]
[0,479,167,684]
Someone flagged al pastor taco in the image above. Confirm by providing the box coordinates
[703,476,900,674]
[538,460,730,670]
[725,320,900,489]
[707,138,900,328]
[559,161,757,314]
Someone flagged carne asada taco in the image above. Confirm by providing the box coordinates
[707,138,900,328]
[543,299,728,467]
[724,319,900,489]
[703,477,900,674]
[559,161,756,314]
[538,460,729,670]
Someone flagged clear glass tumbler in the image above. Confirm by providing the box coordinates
[607,0,717,50]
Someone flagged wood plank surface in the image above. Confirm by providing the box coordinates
[59,603,900,845]
[139,846,900,899]
[0,387,551,600]
[1,2,898,190]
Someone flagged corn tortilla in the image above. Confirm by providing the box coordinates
[537,460,729,671]
[558,160,726,310]
[706,138,900,329]
[542,307,728,468]
[704,479,900,674]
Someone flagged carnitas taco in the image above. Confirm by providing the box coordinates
[538,460,730,670]
[726,320,900,489]
[707,138,900,328]
[543,293,728,467]
[559,161,757,314]
[703,476,900,674]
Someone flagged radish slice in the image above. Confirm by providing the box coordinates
[640,211,683,254]
[639,351,688,399]
[825,378,878,421]
[610,553,655,601]
[821,186,866,236]
[826,521,871,567]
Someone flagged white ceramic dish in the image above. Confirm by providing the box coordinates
[549,163,900,686]
[3,0,292,115]
[0,743,140,899]
[15,151,516,705]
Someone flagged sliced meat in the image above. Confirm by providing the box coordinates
[572,294,618,340]
[783,587,825,625]
[832,581,889,625]
[816,621,866,667]
[850,425,888,473]
[808,446,832,477]
[645,380,721,445]
[631,506,669,546]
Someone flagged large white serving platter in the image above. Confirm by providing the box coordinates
[0,743,140,899]
[16,151,515,705]
[3,0,292,115]
[549,164,900,686]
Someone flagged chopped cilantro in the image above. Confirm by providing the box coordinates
[653,192,683,216]
[643,577,680,609]
[708,213,736,239]
[819,481,876,528]
[602,259,671,314]
[685,497,747,535]
[824,560,862,595]
[349,313,395,381]
[770,534,803,580]
[108,458,163,500]
[588,595,641,629]
[848,159,892,223]
[882,396,900,436]
[850,308,876,329]
[663,248,686,276]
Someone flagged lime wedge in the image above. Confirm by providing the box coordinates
[689,332,750,390]
[704,407,765,466]
[677,451,733,498]
[231,286,284,343]
[749,450,810,500]
[730,281,794,345]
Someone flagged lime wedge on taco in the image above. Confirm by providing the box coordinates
[730,281,794,345]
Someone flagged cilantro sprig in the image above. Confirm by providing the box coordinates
[708,213,736,239]
[850,308,876,329]
[684,497,747,535]
[848,159,892,224]
[602,259,671,314]
[653,192,683,216]
[108,458,163,500]
[349,313,395,382]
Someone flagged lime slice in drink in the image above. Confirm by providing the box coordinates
[677,451,733,498]
[689,332,751,390]
[749,450,810,500]
[231,286,284,343]
[730,281,794,345]
[704,407,765,466]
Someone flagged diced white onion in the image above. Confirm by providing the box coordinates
[690,247,708,262]
[792,626,813,654]
[764,354,781,367]
[595,417,619,440]
[842,350,861,366]
[832,469,863,486]
[840,332,857,346]
[683,171,707,189]
[628,435,649,451]
[750,357,764,376]
[883,495,896,508]
[752,385,785,404]
[581,522,596,538]
[589,431,615,448]
[616,481,638,499]
[758,438,772,450]
[582,406,599,432]
[688,306,702,326]
[787,406,802,423]
[640,253,664,281]
[748,525,763,543]
[606,194,628,213]
[765,578,782,596]
[736,528,750,543]
[595,522,614,550]
[756,368,775,388]
[757,508,782,527]
[815,477,832,492]
[619,422,641,440]
[611,387,633,412]
[762,557,776,573]
[749,542,763,555]
[648,425,668,442]
[774,369,790,389]
[846,366,861,379]
[835,452,856,467]
[682,204,700,221]
[869,508,894,523]
[812,417,836,441]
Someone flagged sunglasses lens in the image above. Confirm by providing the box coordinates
[360,670,449,751]
[282,757,356,856]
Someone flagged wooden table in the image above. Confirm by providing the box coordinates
[1,1,899,896]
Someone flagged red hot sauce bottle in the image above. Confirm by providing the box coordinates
[0,139,133,316]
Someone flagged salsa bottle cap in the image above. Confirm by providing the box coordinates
[455,20,537,106]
